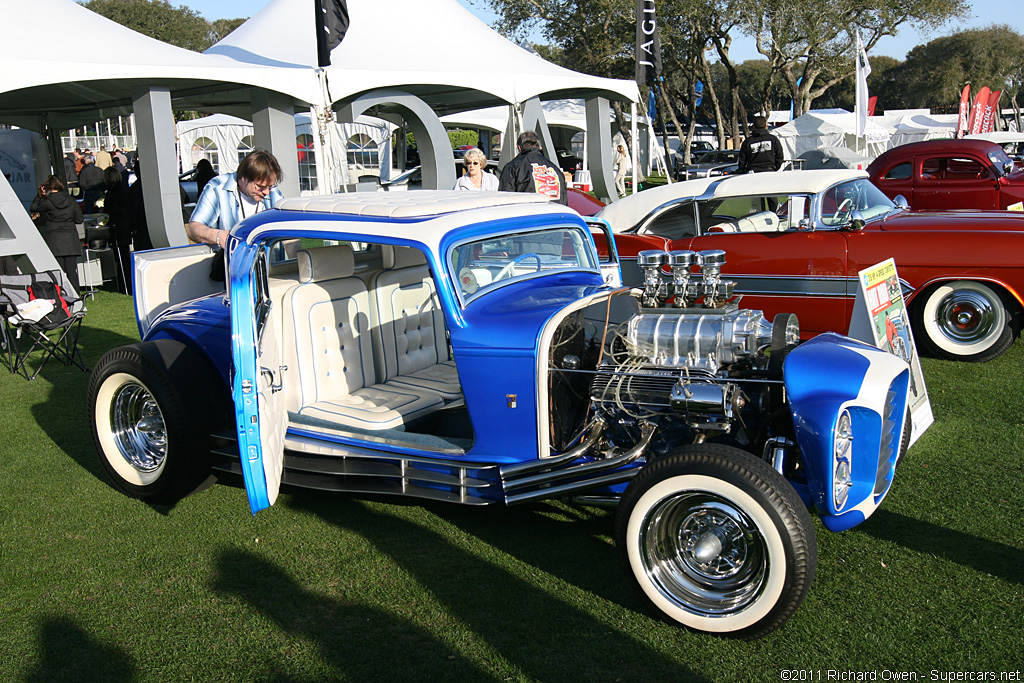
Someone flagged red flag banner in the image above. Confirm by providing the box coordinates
[968,86,991,136]
[983,90,1002,133]
[868,96,878,117]
[955,85,970,138]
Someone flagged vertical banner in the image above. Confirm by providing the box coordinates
[854,31,871,139]
[848,259,933,446]
[635,0,662,85]
[968,86,991,136]
[867,96,877,117]
[983,90,1002,133]
[315,0,350,68]
[955,84,971,138]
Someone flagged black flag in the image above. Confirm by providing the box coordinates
[315,0,350,67]
[635,0,662,85]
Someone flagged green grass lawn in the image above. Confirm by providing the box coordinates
[1,287,1022,682]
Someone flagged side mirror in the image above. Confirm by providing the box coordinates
[797,218,812,231]
[1004,160,1015,175]
[847,210,866,231]
[893,195,909,210]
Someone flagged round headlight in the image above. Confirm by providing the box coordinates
[833,410,853,510]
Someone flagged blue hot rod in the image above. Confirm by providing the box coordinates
[89,191,911,639]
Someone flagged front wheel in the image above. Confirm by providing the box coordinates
[913,281,1018,362]
[615,444,816,639]
[88,341,228,503]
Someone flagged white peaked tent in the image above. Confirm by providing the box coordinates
[207,0,638,113]
[877,113,957,148]
[774,110,891,160]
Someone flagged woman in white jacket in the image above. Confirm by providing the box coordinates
[453,147,499,191]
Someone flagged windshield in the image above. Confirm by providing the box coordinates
[987,147,1014,174]
[819,179,897,227]
[449,226,599,303]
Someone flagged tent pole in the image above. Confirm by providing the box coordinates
[630,102,638,195]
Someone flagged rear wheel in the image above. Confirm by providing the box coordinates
[615,444,816,639]
[88,340,228,503]
[913,281,1018,362]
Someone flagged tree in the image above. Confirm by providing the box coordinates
[739,0,967,116]
[80,0,248,52]
[884,25,1024,112]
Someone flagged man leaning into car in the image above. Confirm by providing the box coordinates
[186,149,284,251]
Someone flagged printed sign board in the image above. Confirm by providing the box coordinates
[848,259,933,446]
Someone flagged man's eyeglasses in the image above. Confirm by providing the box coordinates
[248,179,277,192]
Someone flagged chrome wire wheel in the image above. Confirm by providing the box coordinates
[110,381,167,474]
[640,492,768,618]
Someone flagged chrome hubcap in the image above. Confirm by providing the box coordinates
[936,289,996,344]
[640,493,768,617]
[110,383,167,473]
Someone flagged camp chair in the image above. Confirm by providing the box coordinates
[0,271,87,381]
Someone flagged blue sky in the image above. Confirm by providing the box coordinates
[180,0,1020,62]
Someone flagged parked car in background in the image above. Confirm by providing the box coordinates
[595,169,1024,362]
[673,149,740,180]
[89,190,912,639]
[867,139,1024,211]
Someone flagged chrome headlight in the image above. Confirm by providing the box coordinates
[833,410,853,510]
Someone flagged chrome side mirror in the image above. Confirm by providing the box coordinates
[893,195,909,210]
[848,210,866,231]
[797,218,812,231]
[1004,160,1015,175]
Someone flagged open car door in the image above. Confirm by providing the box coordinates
[229,242,287,514]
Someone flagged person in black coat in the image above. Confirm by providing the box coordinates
[194,158,217,199]
[30,175,83,293]
[498,131,567,204]
[103,166,133,294]
[78,154,105,213]
[737,116,785,174]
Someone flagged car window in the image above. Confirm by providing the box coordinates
[883,162,912,180]
[921,156,988,180]
[819,179,896,227]
[697,195,798,233]
[449,226,598,304]
[641,201,698,240]
[987,147,1013,173]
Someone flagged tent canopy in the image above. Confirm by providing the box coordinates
[877,113,957,148]
[206,0,639,114]
[773,110,891,160]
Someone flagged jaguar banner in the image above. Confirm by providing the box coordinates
[635,0,662,85]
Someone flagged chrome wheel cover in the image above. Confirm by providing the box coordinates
[935,287,1000,345]
[109,382,167,473]
[640,492,768,617]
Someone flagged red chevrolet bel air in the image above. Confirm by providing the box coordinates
[867,139,1024,211]
[594,170,1024,362]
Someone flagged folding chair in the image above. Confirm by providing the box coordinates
[0,271,88,381]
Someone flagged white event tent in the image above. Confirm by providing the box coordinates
[773,110,892,160]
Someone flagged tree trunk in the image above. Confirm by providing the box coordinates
[700,52,726,150]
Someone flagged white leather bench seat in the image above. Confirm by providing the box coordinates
[370,246,463,401]
[284,245,444,431]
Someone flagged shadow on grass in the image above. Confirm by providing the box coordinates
[860,509,1024,586]
[21,616,136,682]
[266,494,708,682]
[212,547,500,682]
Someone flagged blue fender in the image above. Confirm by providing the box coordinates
[784,333,911,532]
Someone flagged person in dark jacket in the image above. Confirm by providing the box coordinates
[194,158,217,199]
[498,131,566,204]
[126,162,153,252]
[78,154,105,213]
[103,166,133,294]
[737,116,784,174]
[30,175,83,293]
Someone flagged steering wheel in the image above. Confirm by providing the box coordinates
[494,252,542,281]
[831,198,853,224]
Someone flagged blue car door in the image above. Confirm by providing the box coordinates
[229,242,288,514]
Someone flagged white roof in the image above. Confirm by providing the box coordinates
[772,111,890,160]
[966,132,1024,143]
[0,0,314,127]
[597,170,866,230]
[207,0,639,112]
[255,191,573,257]
[442,99,593,133]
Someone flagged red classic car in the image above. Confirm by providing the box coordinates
[594,170,1024,362]
[867,139,1024,211]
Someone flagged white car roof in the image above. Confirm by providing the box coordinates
[597,169,868,230]
[250,191,578,258]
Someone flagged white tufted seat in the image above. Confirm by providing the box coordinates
[369,246,462,400]
[283,245,443,431]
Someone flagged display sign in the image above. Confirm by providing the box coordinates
[848,259,933,446]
